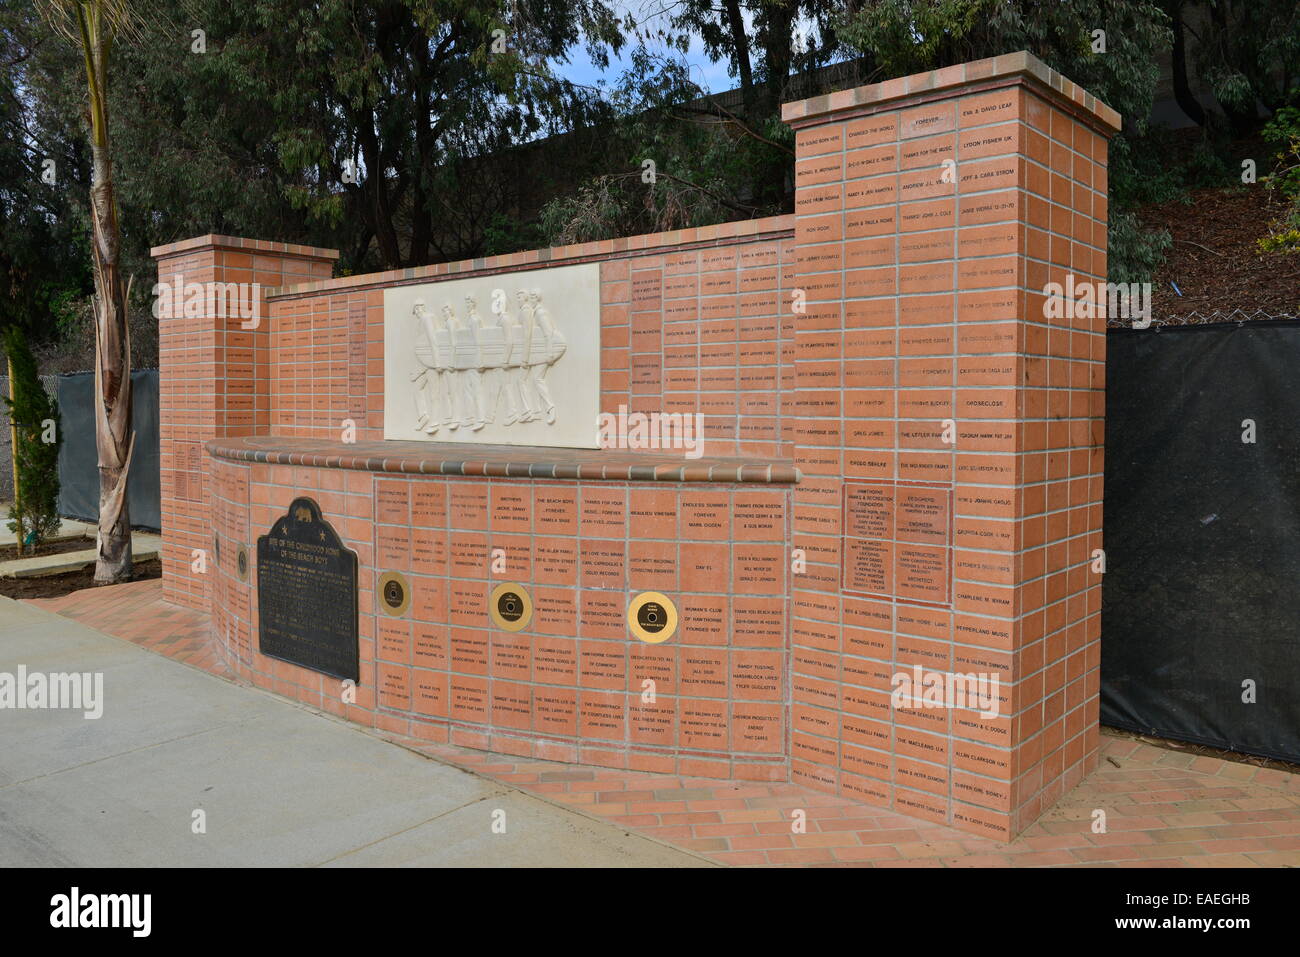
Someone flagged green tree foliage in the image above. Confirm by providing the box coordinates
[2,325,61,547]
[540,0,855,244]
[1258,97,1300,253]
[839,0,1174,283]
[541,51,794,243]
[1107,208,1173,284]
[0,1,95,340]
[659,0,848,207]
[841,0,1170,125]
[151,0,626,270]
[6,0,628,312]
[1162,0,1299,138]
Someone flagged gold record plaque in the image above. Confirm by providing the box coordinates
[490,582,532,632]
[377,571,412,617]
[628,592,678,644]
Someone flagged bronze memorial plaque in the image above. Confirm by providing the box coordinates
[257,497,359,681]
[842,481,952,606]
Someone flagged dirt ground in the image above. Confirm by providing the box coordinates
[0,557,161,600]
[1137,184,1300,321]
[0,537,94,562]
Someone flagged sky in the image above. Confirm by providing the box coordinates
[551,0,744,97]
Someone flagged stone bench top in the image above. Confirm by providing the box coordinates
[205,436,800,484]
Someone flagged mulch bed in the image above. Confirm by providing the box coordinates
[1139,184,1300,320]
[0,557,161,600]
[0,537,96,561]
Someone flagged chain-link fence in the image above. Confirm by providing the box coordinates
[1106,307,1300,329]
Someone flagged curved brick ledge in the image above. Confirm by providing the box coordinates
[206,436,801,484]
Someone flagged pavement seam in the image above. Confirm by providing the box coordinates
[369,734,723,867]
[0,709,287,790]
[308,788,515,866]
[42,597,725,867]
[4,598,718,866]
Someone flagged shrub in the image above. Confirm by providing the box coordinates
[1108,208,1173,286]
[2,325,62,548]
[1258,96,1300,254]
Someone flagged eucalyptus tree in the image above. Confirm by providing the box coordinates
[170,0,625,270]
[840,0,1172,284]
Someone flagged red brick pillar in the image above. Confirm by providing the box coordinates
[151,236,338,609]
[783,52,1119,839]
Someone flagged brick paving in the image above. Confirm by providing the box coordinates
[28,579,1300,867]
[28,579,226,676]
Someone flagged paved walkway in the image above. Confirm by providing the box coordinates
[0,594,709,867]
[27,581,1300,866]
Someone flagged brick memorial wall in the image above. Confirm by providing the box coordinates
[154,52,1118,839]
[783,52,1117,837]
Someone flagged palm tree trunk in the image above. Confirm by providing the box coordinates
[78,5,134,583]
[90,146,134,583]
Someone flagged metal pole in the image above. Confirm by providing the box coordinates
[7,354,23,555]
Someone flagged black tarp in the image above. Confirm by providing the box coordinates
[55,369,160,531]
[1102,322,1300,763]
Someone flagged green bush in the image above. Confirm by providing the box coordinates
[1107,208,1172,286]
[1258,96,1300,254]
[2,325,62,548]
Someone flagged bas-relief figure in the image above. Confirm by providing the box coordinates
[409,289,568,434]
[385,262,598,448]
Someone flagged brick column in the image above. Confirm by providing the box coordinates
[783,52,1119,839]
[151,236,338,609]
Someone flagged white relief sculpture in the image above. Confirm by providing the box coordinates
[445,302,486,431]
[385,263,598,448]
[501,291,531,424]
[511,289,541,423]
[467,295,504,424]
[412,298,456,433]
[527,287,566,425]
[409,287,569,434]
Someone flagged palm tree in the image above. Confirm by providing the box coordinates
[38,0,135,582]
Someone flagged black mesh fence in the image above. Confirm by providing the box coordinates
[55,370,160,531]
[1102,322,1300,763]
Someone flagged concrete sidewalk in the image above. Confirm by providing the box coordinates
[0,596,710,867]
